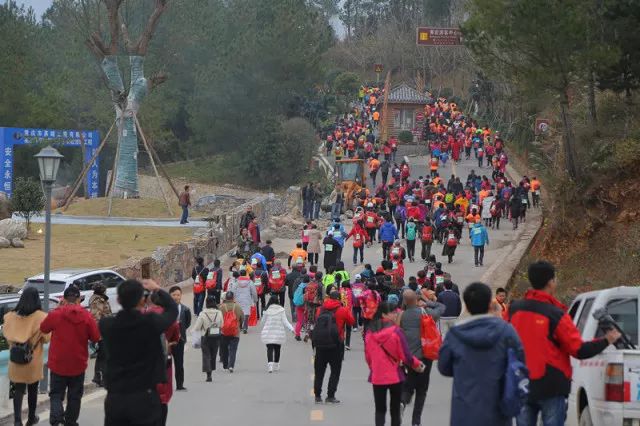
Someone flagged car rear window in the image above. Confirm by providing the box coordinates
[24,280,67,294]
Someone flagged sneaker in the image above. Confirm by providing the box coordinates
[315,396,323,404]
[274,362,280,371]
[176,386,187,391]
[295,335,302,341]
[243,329,248,334]
[352,327,359,332]
[206,374,212,382]
[345,345,351,351]
[25,416,40,426]
[229,368,234,373]
[325,397,341,404]
[268,362,273,373]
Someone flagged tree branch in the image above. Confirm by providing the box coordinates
[149,71,169,90]
[135,0,169,56]
[119,14,133,54]
[104,0,124,54]
[85,32,109,59]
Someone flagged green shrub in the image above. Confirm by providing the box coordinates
[398,130,414,144]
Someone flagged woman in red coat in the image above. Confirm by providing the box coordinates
[451,139,461,163]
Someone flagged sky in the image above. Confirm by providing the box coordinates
[1,0,52,16]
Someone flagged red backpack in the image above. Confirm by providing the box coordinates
[421,225,433,243]
[420,313,442,360]
[269,269,285,292]
[362,290,381,319]
[304,282,320,304]
[193,269,205,294]
[446,231,458,247]
[221,308,239,336]
[205,270,218,290]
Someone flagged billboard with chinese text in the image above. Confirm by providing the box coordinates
[417,27,463,46]
[0,127,100,198]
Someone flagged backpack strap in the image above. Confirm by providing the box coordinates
[509,299,564,342]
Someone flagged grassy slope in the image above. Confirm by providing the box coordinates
[0,225,192,285]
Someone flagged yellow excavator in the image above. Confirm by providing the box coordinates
[335,158,366,209]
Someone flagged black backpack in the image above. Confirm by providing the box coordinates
[10,342,33,365]
[312,309,340,349]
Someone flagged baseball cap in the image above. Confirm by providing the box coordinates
[355,274,362,281]
[64,285,81,300]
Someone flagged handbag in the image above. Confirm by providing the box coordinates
[10,341,33,365]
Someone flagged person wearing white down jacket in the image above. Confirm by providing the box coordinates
[260,294,295,373]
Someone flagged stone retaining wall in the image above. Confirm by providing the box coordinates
[113,187,300,287]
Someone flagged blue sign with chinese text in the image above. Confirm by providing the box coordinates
[0,127,100,198]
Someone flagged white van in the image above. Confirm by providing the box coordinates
[567,286,640,426]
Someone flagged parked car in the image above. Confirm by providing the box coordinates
[21,269,125,313]
[567,286,640,426]
[0,293,60,326]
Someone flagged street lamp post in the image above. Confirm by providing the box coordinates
[34,146,63,392]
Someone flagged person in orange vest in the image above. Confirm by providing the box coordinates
[346,220,369,265]
[530,177,541,208]
[368,157,381,187]
[288,243,308,269]
[372,110,380,126]
[429,155,439,178]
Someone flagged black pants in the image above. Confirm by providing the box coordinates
[370,170,378,186]
[406,239,416,260]
[104,389,161,426]
[201,334,220,373]
[381,172,388,185]
[50,372,84,426]
[12,381,38,423]
[314,345,344,398]
[220,336,240,369]
[373,382,403,426]
[352,246,364,264]
[421,241,432,260]
[345,325,352,347]
[94,341,106,385]
[474,245,485,265]
[257,293,266,318]
[402,359,433,425]
[160,404,168,426]
[382,241,393,259]
[309,252,319,265]
[442,244,456,263]
[494,215,501,229]
[174,340,185,389]
[267,344,281,362]
[395,218,405,238]
[367,228,376,242]
[276,291,285,307]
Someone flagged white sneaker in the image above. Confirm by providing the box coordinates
[268,362,273,373]
[274,362,280,371]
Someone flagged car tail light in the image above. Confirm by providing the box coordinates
[605,363,628,402]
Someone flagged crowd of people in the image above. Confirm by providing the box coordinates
[2,87,617,426]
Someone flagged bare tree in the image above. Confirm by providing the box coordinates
[80,0,169,197]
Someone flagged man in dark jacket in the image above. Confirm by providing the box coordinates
[437,280,462,335]
[439,282,525,426]
[285,266,304,322]
[322,233,341,271]
[399,290,445,426]
[100,279,178,426]
[239,206,256,231]
[510,261,621,426]
[312,291,355,404]
[40,285,101,426]
[169,286,191,391]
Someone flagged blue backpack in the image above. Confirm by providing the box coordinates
[500,340,530,417]
[293,283,307,307]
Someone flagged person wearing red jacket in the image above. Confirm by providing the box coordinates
[510,261,621,426]
[346,221,369,265]
[40,285,100,426]
[313,291,355,404]
[363,209,380,242]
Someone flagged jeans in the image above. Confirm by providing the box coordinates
[180,205,189,224]
[220,336,240,369]
[353,306,362,327]
[313,200,321,220]
[373,382,403,426]
[402,359,433,425]
[12,381,38,424]
[421,241,432,260]
[49,372,84,426]
[353,246,364,264]
[105,389,161,426]
[370,171,378,187]
[440,317,457,336]
[93,341,105,384]
[473,245,485,265]
[266,344,281,363]
[193,292,205,316]
[174,340,185,388]
[331,202,342,221]
[295,306,305,337]
[314,345,344,398]
[382,241,393,259]
[201,335,220,373]
[516,397,568,426]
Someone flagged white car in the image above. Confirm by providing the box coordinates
[0,293,60,324]
[567,286,640,426]
[22,269,125,313]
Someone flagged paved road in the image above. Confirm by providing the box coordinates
[13,213,209,228]
[26,152,536,426]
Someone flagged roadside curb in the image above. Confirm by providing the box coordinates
[480,158,544,291]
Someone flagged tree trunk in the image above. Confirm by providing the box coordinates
[559,88,579,179]
[102,56,149,198]
[588,70,597,126]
